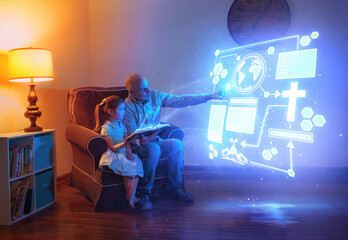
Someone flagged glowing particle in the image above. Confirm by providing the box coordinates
[209,144,214,151]
[215,49,220,56]
[264,92,270,98]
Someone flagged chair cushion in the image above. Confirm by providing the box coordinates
[68,86,128,130]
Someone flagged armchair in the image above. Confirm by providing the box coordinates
[65,86,184,211]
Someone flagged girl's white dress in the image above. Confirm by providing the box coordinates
[99,120,144,177]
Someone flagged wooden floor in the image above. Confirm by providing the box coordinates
[1,170,348,240]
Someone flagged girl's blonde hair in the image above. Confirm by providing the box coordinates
[94,95,124,132]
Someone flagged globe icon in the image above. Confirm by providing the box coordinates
[232,53,266,94]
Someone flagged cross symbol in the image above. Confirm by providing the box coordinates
[282,82,306,122]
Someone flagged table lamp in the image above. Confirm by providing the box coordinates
[8,47,54,132]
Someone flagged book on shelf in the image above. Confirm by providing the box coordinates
[125,123,171,141]
[9,145,33,178]
[11,181,30,220]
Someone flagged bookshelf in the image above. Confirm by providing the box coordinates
[0,130,56,225]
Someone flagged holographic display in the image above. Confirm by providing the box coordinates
[207,33,325,177]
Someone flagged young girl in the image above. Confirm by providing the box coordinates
[94,95,143,209]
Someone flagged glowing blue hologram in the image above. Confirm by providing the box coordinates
[210,72,213,76]
[225,106,257,134]
[300,119,313,131]
[213,76,219,84]
[209,144,214,151]
[312,115,326,127]
[301,107,314,118]
[232,53,267,94]
[271,148,278,155]
[207,33,324,177]
[208,105,227,143]
[276,49,317,79]
[262,150,272,160]
[213,63,223,75]
[300,36,311,46]
[282,82,306,122]
[311,31,319,39]
[267,47,275,55]
[221,69,228,78]
[221,138,248,165]
[268,128,313,143]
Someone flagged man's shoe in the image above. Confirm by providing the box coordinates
[171,188,194,202]
[137,195,152,211]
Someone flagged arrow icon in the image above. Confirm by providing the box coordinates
[287,141,294,172]
[274,90,281,98]
[287,141,294,148]
[224,53,241,61]
[262,89,280,98]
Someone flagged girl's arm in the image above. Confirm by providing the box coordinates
[104,135,125,152]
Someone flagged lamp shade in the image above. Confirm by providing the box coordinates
[8,48,54,82]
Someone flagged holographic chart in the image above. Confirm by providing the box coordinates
[207,32,325,177]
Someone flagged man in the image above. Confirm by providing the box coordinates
[124,73,224,211]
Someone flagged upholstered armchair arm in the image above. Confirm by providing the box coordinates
[158,123,184,141]
[66,123,107,172]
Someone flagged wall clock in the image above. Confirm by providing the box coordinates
[228,0,290,46]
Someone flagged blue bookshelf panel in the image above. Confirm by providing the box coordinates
[35,169,54,209]
[34,133,54,171]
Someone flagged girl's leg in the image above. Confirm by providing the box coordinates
[128,177,140,208]
[123,176,132,201]
[124,175,137,209]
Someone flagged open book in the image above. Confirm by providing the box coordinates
[125,123,171,141]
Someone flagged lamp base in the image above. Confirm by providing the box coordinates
[24,83,43,132]
[25,125,43,132]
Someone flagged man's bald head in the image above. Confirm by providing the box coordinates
[125,73,151,101]
[125,73,143,92]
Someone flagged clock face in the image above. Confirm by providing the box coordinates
[228,0,290,46]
